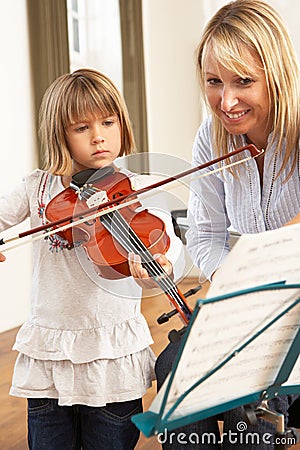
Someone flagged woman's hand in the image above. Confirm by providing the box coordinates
[128,252,173,289]
[0,252,6,262]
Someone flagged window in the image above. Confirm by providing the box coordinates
[66,0,123,92]
[66,0,148,166]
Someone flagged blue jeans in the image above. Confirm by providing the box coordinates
[27,397,142,450]
[155,339,299,449]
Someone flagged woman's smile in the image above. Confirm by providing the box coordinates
[223,109,250,120]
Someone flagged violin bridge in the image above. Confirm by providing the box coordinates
[86,190,109,208]
[74,182,109,208]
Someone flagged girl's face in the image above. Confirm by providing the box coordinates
[203,48,272,149]
[66,113,121,174]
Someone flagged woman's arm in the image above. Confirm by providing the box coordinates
[186,122,231,281]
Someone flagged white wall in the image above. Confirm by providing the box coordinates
[142,0,206,210]
[0,0,36,332]
[143,0,203,163]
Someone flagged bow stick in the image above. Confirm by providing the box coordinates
[0,144,262,252]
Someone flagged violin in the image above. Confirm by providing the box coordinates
[46,166,170,280]
[45,165,193,324]
[0,144,263,325]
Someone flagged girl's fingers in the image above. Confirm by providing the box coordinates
[128,253,148,278]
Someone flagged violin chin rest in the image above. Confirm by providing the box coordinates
[71,166,115,188]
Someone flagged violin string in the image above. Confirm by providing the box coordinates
[104,213,191,318]
[100,210,189,313]
[100,210,173,287]
[103,213,189,315]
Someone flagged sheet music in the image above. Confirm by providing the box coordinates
[149,224,300,422]
[283,355,300,385]
[209,223,300,295]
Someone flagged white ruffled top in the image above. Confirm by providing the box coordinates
[0,169,184,406]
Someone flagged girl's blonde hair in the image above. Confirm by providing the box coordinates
[39,68,136,175]
[197,0,300,178]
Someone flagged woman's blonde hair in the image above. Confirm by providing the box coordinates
[197,0,300,178]
[39,68,136,175]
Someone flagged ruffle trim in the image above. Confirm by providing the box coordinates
[10,348,156,406]
[13,316,153,363]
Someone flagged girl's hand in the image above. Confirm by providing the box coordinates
[128,252,173,289]
[0,252,6,262]
[285,211,300,226]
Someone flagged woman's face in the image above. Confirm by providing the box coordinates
[203,48,272,149]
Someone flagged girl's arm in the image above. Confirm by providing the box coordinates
[0,174,31,260]
[0,183,30,231]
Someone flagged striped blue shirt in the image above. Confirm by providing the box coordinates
[186,116,300,280]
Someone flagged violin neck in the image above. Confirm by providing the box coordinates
[100,210,192,323]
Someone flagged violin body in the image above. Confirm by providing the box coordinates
[45,169,170,279]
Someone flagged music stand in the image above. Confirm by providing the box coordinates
[132,224,300,448]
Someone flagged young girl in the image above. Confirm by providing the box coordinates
[0,68,183,450]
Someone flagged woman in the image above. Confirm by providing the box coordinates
[154,1,300,448]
